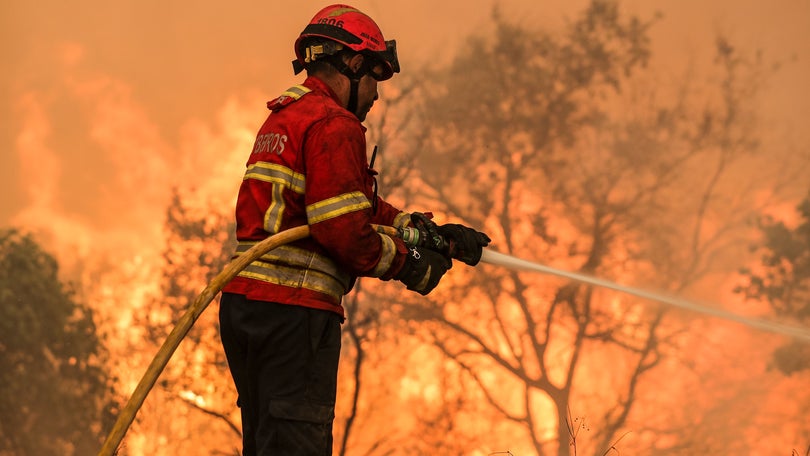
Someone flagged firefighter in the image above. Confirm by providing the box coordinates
[219,4,490,455]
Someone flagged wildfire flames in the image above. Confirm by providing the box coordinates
[3,1,809,455]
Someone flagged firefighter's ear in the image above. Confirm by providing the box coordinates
[348,54,365,73]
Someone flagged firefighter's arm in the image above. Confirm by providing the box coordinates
[303,116,408,279]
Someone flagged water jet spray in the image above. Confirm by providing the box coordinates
[480,249,810,343]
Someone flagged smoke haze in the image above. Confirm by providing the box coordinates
[2,0,808,268]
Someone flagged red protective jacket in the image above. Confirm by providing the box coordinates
[222,76,411,318]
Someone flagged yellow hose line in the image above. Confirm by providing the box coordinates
[98,225,311,456]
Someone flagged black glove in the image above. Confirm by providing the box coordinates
[408,212,445,252]
[395,246,452,295]
[437,224,491,266]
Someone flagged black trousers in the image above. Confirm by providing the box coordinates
[219,292,342,455]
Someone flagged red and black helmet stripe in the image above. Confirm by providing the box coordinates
[301,23,363,45]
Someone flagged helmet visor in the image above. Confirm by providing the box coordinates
[366,40,400,81]
[381,40,400,75]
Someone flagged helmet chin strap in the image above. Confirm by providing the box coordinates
[337,65,363,118]
[346,78,360,117]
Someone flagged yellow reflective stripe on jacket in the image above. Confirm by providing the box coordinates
[282,85,311,99]
[370,232,397,278]
[243,162,306,234]
[306,191,371,224]
[234,242,351,299]
[244,162,306,194]
[264,183,286,234]
[235,243,349,283]
[393,211,411,229]
[238,262,346,301]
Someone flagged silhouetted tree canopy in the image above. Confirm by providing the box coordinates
[0,229,115,455]
[738,192,810,375]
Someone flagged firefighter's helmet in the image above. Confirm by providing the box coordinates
[293,4,399,80]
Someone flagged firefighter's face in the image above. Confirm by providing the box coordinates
[341,54,380,121]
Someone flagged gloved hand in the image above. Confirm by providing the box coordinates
[437,224,491,266]
[408,212,444,252]
[394,245,452,295]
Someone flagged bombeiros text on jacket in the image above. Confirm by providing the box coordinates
[252,132,287,155]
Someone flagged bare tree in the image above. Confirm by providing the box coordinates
[390,1,799,455]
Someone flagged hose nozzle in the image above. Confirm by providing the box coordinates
[398,226,450,253]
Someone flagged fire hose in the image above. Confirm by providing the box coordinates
[98,224,810,456]
[98,225,309,456]
[97,223,428,455]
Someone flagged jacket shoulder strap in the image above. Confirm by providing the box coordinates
[267,85,312,111]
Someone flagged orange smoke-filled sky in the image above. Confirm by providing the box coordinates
[1,0,809,268]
